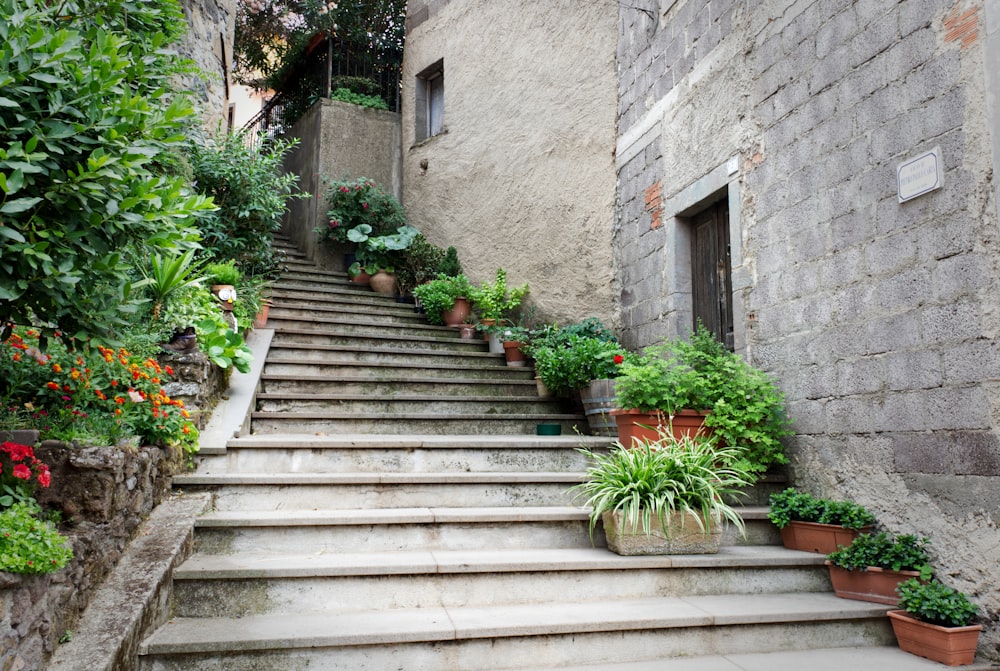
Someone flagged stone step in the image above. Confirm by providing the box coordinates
[253,393,572,415]
[267,302,430,325]
[175,471,585,510]
[248,411,589,435]
[196,434,605,473]
[263,340,508,366]
[259,372,539,396]
[278,266,350,282]
[191,507,780,555]
[137,593,894,670]
[271,282,402,303]
[260,358,538,380]
[269,328,489,352]
[266,312,455,337]
[169,546,831,618]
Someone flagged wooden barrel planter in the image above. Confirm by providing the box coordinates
[580,378,618,437]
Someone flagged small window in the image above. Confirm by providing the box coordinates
[415,60,444,142]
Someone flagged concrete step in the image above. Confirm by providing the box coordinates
[138,593,894,670]
[271,282,403,304]
[263,340,508,366]
[265,312,455,338]
[194,434,606,473]
[269,328,489,352]
[253,393,572,415]
[191,507,780,555]
[260,357,538,380]
[258,372,539,396]
[174,471,585,510]
[247,411,589,435]
[169,546,831,618]
[268,298,429,323]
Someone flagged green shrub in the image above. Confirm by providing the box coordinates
[768,488,877,531]
[330,87,389,110]
[318,177,405,245]
[468,269,529,323]
[826,532,932,575]
[0,501,73,574]
[897,578,979,628]
[412,274,473,325]
[195,319,253,374]
[531,335,630,396]
[438,246,463,276]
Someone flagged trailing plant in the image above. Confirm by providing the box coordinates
[826,532,932,577]
[411,274,473,326]
[330,87,388,110]
[0,0,214,342]
[318,177,405,245]
[195,318,253,374]
[468,268,529,322]
[768,488,877,531]
[0,500,73,574]
[570,431,752,542]
[896,578,979,628]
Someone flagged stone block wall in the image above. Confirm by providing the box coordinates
[0,444,181,671]
[615,0,999,656]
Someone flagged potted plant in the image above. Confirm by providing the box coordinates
[347,224,420,296]
[768,487,877,554]
[612,324,792,479]
[497,324,531,367]
[316,177,406,268]
[204,260,242,312]
[825,532,932,604]
[411,274,474,326]
[395,233,447,300]
[468,268,529,325]
[889,578,982,666]
[570,431,752,555]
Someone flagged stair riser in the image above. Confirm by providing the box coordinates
[259,379,538,396]
[138,619,896,671]
[248,416,587,435]
[261,362,536,380]
[193,519,777,555]
[263,346,505,366]
[254,398,570,414]
[182,482,581,511]
[268,308,429,327]
[196,447,593,474]
[267,318,453,339]
[171,566,833,618]
[271,285,402,304]
[270,332,487,353]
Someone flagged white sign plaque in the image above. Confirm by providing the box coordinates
[897,147,943,203]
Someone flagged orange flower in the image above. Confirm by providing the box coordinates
[46,381,59,390]
[52,363,62,373]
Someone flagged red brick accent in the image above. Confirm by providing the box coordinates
[944,4,979,48]
[645,181,663,230]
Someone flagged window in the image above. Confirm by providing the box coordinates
[415,60,444,142]
[690,198,734,349]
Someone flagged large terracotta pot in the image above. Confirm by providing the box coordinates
[610,408,709,446]
[887,609,982,666]
[441,296,471,327]
[779,520,873,554]
[602,510,721,555]
[825,563,923,605]
[368,270,397,297]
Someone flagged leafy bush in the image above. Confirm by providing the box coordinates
[768,488,877,531]
[438,246,463,276]
[412,274,473,325]
[195,319,253,374]
[395,234,446,295]
[188,131,303,278]
[897,578,979,628]
[204,261,242,287]
[348,224,420,274]
[468,269,529,322]
[570,432,752,541]
[330,87,389,110]
[827,532,932,575]
[530,335,630,396]
[141,251,206,321]
[0,0,213,341]
[0,501,73,574]
[318,177,405,245]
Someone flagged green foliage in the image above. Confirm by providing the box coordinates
[395,234,446,295]
[195,319,253,374]
[348,224,420,274]
[0,0,214,341]
[156,284,220,336]
[530,335,630,396]
[187,131,303,277]
[827,532,932,576]
[318,177,406,245]
[204,261,242,287]
[0,501,73,574]
[411,274,473,325]
[438,246,463,277]
[767,488,877,531]
[614,325,792,477]
[897,578,979,628]
[330,87,389,110]
[570,432,752,542]
[141,251,206,320]
[468,269,529,322]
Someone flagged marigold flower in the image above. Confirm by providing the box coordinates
[52,363,62,373]
[46,381,59,390]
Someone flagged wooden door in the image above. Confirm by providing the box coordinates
[691,199,734,349]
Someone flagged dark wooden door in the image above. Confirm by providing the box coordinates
[691,199,734,349]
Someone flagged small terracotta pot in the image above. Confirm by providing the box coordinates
[503,341,527,367]
[368,270,397,297]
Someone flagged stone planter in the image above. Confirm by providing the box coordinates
[888,609,983,666]
[825,562,923,605]
[602,510,721,555]
[779,520,873,554]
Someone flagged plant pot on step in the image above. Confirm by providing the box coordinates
[441,296,471,327]
[253,301,272,329]
[825,563,923,605]
[487,332,504,354]
[368,270,398,297]
[503,341,527,367]
[611,408,709,447]
[535,376,553,398]
[888,610,982,666]
[602,510,722,555]
[780,520,873,554]
[459,324,476,339]
[580,378,618,437]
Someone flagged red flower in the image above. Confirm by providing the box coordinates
[12,463,31,480]
[613,355,624,365]
[37,468,51,488]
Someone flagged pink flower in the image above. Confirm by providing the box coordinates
[37,467,51,488]
[12,464,31,480]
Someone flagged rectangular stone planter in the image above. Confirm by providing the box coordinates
[602,510,721,555]
[825,562,922,605]
[779,520,873,554]
[888,609,982,666]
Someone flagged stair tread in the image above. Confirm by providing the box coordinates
[254,392,550,402]
[175,545,828,579]
[139,592,890,654]
[175,471,587,484]
[225,433,612,448]
[249,410,584,419]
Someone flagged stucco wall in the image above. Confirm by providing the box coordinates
[402,0,618,328]
[281,99,403,271]
[179,0,236,131]
[616,0,1000,656]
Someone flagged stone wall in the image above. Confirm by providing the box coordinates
[178,0,236,132]
[281,99,403,271]
[0,443,181,671]
[402,0,619,327]
[615,0,1000,656]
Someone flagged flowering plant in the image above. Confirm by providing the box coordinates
[0,328,199,451]
[317,177,406,245]
[529,334,631,396]
[0,442,51,509]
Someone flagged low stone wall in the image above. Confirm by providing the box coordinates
[0,442,182,671]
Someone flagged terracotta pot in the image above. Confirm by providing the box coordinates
[459,324,476,339]
[211,284,236,312]
[253,302,271,329]
[368,270,398,297]
[887,609,982,666]
[779,520,873,554]
[442,296,471,327]
[350,270,371,285]
[602,510,721,555]
[579,379,618,437]
[535,376,552,398]
[825,563,923,605]
[478,318,496,341]
[610,408,710,447]
[503,341,527,367]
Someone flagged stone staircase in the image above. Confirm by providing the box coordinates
[137,238,918,670]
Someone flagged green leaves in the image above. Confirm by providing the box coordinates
[195,318,253,374]
[826,531,931,573]
[767,488,877,531]
[897,578,979,628]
